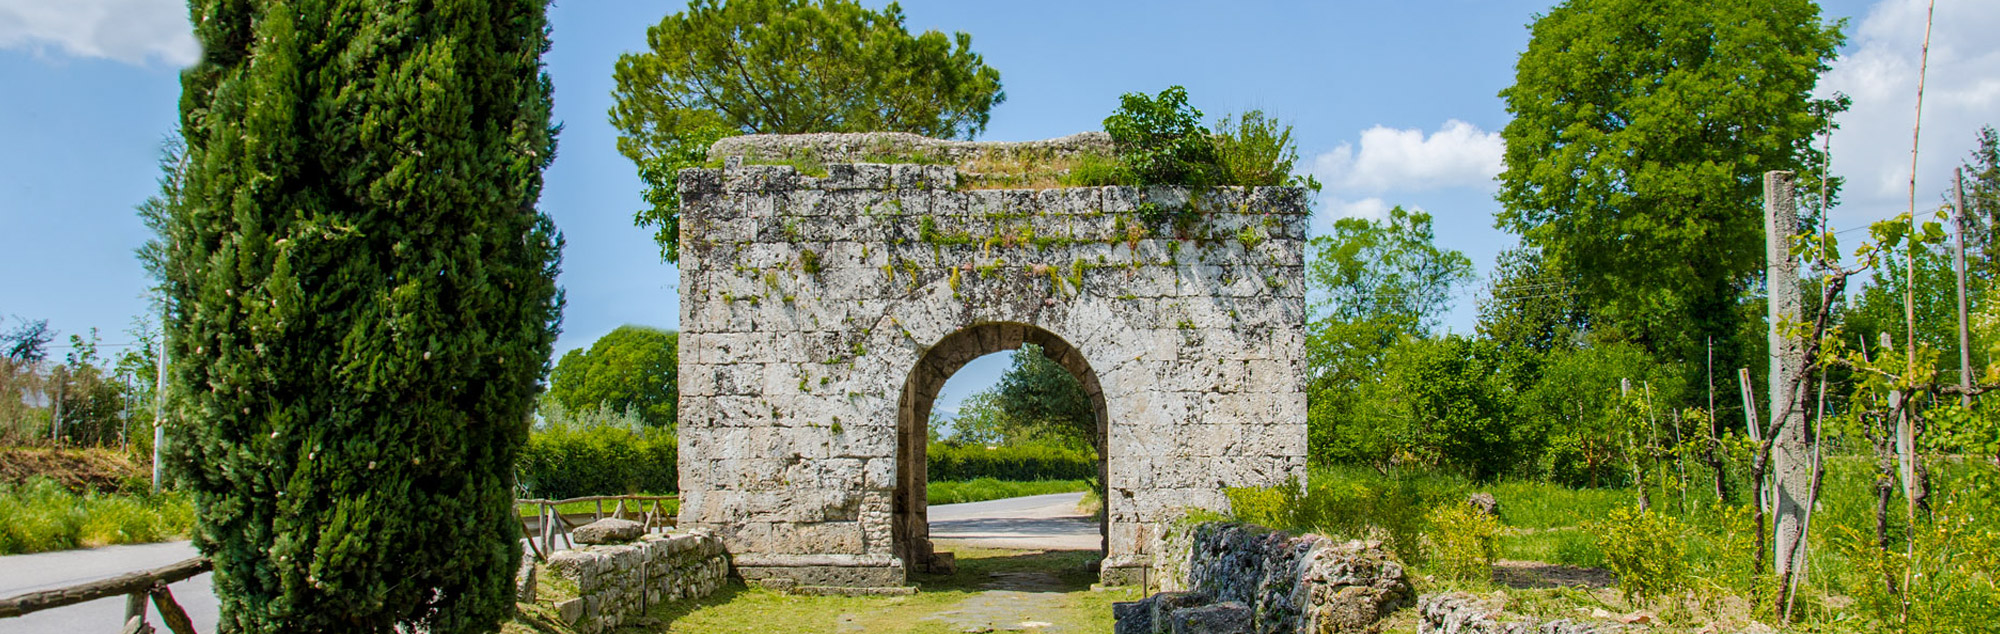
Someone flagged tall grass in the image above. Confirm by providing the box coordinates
[1217,457,1998,632]
[0,476,194,554]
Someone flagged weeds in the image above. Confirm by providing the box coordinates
[0,476,193,554]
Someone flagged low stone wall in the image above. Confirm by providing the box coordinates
[1116,522,1413,633]
[540,532,729,634]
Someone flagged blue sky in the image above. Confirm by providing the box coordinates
[3,0,1997,416]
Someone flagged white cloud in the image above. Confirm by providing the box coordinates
[1308,120,1505,194]
[1328,197,1392,221]
[1820,0,2000,227]
[0,0,197,66]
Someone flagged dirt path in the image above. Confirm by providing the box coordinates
[651,549,1137,633]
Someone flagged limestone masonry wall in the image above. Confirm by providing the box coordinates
[676,133,1310,587]
[541,533,729,634]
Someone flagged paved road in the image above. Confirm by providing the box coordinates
[0,493,1097,632]
[928,492,1101,551]
[0,540,215,634]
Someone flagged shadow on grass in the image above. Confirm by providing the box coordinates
[1492,560,1615,590]
[914,548,1104,594]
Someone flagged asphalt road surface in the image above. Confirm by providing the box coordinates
[0,493,1099,632]
[927,491,1102,551]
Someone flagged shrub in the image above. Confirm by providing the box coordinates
[927,442,1095,482]
[518,401,677,499]
[1101,86,1222,187]
[1428,502,1501,582]
[1591,506,1689,602]
[1224,467,1462,565]
[1214,110,1316,190]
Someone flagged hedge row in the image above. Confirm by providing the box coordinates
[927,443,1097,482]
[517,423,677,499]
[518,433,1098,498]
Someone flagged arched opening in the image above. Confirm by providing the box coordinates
[893,322,1108,577]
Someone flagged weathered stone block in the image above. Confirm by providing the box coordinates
[573,518,645,545]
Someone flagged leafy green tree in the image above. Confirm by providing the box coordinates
[1383,336,1521,481]
[993,343,1094,448]
[548,326,679,429]
[1304,208,1475,466]
[1477,247,1586,361]
[161,2,562,631]
[933,345,1094,449]
[1308,207,1475,335]
[1495,0,1845,374]
[1522,342,1682,487]
[611,0,1004,263]
[1842,241,1981,379]
[935,390,1007,446]
[1956,125,2000,274]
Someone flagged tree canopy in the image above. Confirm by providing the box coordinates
[611,0,1004,263]
[1495,0,1845,369]
[163,1,562,630]
[1307,207,1475,335]
[936,344,1094,450]
[548,326,680,429]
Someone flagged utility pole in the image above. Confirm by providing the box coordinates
[152,330,168,493]
[1955,168,1972,408]
[1765,170,1811,588]
[50,365,66,444]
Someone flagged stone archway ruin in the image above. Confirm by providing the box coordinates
[675,132,1308,590]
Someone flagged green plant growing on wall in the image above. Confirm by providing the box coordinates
[161,1,562,631]
[1102,86,1221,187]
[1214,110,1320,191]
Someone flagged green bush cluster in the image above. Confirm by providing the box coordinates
[0,476,193,555]
[1590,506,1689,602]
[1223,466,1465,566]
[518,401,678,499]
[1087,86,1315,191]
[927,443,1096,482]
[1426,502,1501,582]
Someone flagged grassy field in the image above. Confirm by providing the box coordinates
[925,478,1092,505]
[0,476,194,554]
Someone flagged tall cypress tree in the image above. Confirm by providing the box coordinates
[159,1,561,631]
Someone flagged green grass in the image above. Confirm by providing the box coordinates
[0,476,194,554]
[516,495,678,520]
[926,478,1091,506]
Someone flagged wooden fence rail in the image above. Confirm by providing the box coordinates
[0,556,207,633]
[517,494,677,560]
[0,494,676,630]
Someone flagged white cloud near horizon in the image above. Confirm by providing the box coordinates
[1304,120,1502,225]
[0,0,197,66]
[1308,119,1505,195]
[1819,0,2000,226]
